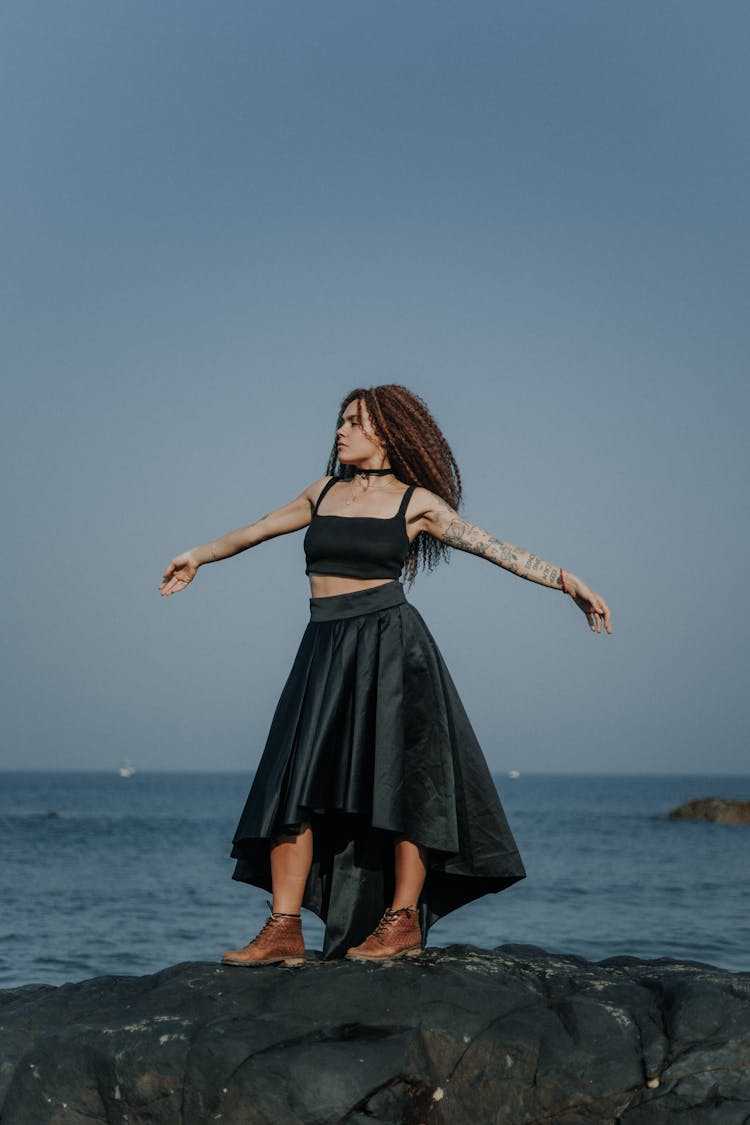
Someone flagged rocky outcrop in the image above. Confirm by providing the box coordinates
[1,945,749,1124]
[668,797,750,824]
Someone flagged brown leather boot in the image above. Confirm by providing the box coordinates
[345,905,422,961]
[221,910,305,967]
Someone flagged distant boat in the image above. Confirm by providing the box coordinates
[118,759,135,779]
[508,770,521,780]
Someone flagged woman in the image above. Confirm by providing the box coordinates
[160,385,611,967]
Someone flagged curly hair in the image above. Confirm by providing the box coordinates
[325,385,463,583]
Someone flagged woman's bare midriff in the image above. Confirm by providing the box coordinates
[308,575,395,598]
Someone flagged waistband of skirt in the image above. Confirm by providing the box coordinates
[309,581,406,622]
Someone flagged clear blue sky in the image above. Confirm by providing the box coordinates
[2,1,748,774]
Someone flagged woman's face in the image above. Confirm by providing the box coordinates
[336,399,385,466]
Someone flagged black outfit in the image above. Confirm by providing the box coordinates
[230,477,525,958]
[303,476,415,580]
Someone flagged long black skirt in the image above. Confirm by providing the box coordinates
[230,580,525,958]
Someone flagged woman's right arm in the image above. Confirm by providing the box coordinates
[159,478,328,596]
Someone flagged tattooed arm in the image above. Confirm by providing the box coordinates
[158,477,329,597]
[412,490,612,634]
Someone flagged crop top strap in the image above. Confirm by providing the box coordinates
[397,483,417,519]
[312,476,340,516]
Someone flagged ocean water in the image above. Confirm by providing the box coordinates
[0,771,748,989]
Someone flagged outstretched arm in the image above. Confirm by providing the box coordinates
[159,478,327,597]
[414,491,612,634]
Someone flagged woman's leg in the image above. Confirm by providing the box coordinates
[391,837,427,910]
[220,824,313,966]
[345,836,425,960]
[270,822,313,914]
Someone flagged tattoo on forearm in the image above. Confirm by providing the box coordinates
[442,519,521,574]
[442,516,559,588]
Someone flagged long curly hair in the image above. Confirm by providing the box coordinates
[325,385,462,583]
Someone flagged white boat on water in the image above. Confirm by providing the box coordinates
[118,760,135,779]
[508,770,521,780]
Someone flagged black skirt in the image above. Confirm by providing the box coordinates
[230,580,525,958]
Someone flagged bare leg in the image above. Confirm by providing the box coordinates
[343,836,426,959]
[391,838,427,911]
[270,823,313,915]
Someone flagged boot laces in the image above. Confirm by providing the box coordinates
[372,906,414,945]
[246,903,299,947]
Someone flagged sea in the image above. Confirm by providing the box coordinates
[1,771,748,990]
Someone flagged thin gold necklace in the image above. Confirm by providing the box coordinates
[346,473,397,506]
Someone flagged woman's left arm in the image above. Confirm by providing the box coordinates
[417,492,612,635]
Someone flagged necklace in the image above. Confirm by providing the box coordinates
[345,469,397,505]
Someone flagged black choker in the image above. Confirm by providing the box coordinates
[354,468,394,477]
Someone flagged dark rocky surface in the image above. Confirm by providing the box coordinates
[668,798,750,825]
[1,945,749,1124]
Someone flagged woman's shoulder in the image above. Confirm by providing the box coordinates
[407,484,456,518]
[301,475,339,508]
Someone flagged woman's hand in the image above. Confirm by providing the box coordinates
[566,574,612,634]
[159,551,200,596]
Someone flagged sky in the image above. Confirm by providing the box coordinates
[2,1,748,774]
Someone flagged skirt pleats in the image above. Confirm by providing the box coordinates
[230,581,525,957]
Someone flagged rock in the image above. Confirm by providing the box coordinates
[668,797,750,824]
[0,946,749,1123]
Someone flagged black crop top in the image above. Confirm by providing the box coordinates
[304,477,416,580]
